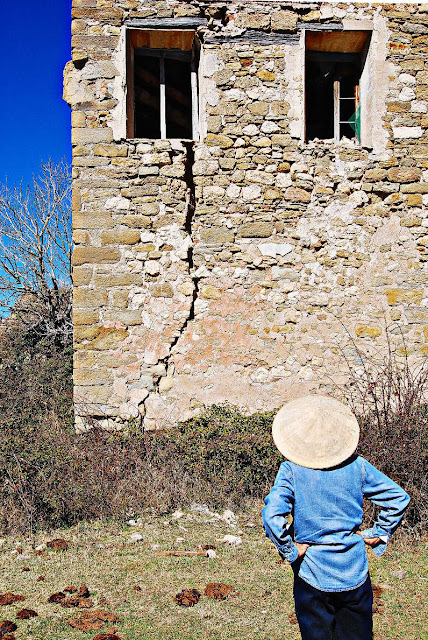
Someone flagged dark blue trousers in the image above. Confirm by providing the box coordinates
[293,574,373,640]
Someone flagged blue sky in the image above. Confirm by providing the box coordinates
[0,0,72,186]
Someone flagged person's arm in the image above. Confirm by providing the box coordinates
[262,462,303,563]
[359,457,410,556]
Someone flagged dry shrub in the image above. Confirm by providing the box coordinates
[336,326,428,534]
[0,318,426,536]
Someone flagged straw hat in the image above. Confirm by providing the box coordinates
[272,395,360,469]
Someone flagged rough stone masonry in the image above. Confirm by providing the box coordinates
[64,0,428,430]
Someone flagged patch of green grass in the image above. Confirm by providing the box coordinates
[0,504,426,639]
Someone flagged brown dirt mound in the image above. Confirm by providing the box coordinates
[68,609,118,632]
[0,621,17,634]
[173,588,201,607]
[92,635,122,640]
[48,591,66,603]
[372,584,384,614]
[46,538,68,551]
[16,609,38,620]
[204,583,236,600]
[0,594,25,606]
[64,586,78,593]
[61,596,93,609]
[1,634,15,640]
[288,612,298,625]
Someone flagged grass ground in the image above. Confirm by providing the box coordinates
[0,504,426,640]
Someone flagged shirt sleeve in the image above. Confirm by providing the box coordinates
[262,462,299,563]
[360,457,410,556]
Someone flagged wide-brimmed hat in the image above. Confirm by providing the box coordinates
[272,395,360,469]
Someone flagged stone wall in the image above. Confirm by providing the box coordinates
[65,1,428,430]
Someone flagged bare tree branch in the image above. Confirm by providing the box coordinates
[0,159,72,346]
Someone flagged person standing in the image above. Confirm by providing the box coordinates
[262,395,410,640]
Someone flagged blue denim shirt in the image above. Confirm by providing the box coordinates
[262,455,410,592]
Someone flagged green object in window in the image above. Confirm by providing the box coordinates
[348,105,361,141]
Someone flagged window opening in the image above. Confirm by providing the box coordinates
[305,31,370,144]
[127,30,199,140]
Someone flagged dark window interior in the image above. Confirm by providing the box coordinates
[306,52,361,141]
[134,53,161,139]
[165,57,192,139]
[133,49,192,139]
[305,30,371,143]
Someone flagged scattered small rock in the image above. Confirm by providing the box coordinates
[0,621,17,634]
[221,510,237,526]
[173,588,201,607]
[288,612,298,625]
[0,594,25,606]
[37,576,45,582]
[77,586,90,599]
[133,586,142,592]
[128,533,143,543]
[48,592,66,604]
[204,583,236,600]
[35,543,46,552]
[391,569,408,580]
[16,609,38,620]
[68,609,118,632]
[221,535,242,546]
[171,510,185,520]
[46,539,68,551]
[33,550,45,556]
[207,549,217,558]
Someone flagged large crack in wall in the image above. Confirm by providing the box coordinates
[141,141,200,429]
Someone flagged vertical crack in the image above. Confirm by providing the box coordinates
[141,141,200,425]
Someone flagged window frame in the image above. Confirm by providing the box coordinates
[126,29,200,141]
[304,29,371,146]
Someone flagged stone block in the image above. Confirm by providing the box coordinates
[401,183,428,193]
[119,215,151,228]
[74,288,108,307]
[103,310,143,326]
[385,289,424,305]
[82,60,119,80]
[91,327,129,350]
[284,187,312,203]
[101,230,140,245]
[235,12,270,29]
[73,266,92,286]
[364,169,387,182]
[237,223,273,238]
[73,310,99,325]
[73,212,114,230]
[206,134,234,148]
[200,228,235,244]
[264,187,283,200]
[94,144,128,157]
[249,102,269,116]
[271,9,298,31]
[392,126,423,139]
[71,111,86,127]
[73,246,121,265]
[72,127,114,145]
[151,283,174,298]
[271,135,291,147]
[74,384,113,404]
[387,167,421,182]
[93,273,142,287]
[355,325,382,339]
[200,285,221,300]
[257,70,275,82]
